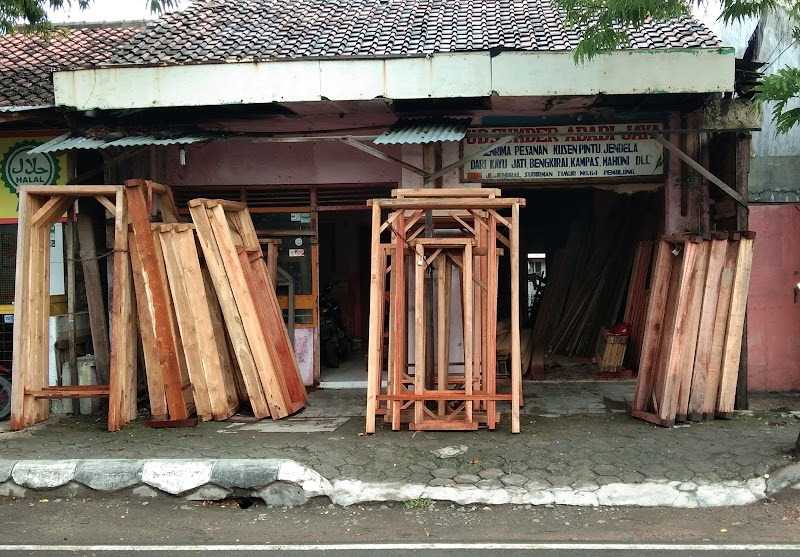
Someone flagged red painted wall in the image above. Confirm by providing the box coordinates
[747,204,800,391]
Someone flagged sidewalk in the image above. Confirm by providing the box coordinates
[1,382,799,508]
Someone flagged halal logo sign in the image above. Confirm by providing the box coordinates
[0,140,61,195]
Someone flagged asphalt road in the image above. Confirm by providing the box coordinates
[2,488,800,556]
[2,543,800,556]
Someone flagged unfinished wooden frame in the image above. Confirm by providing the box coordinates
[365,189,525,434]
[11,184,145,431]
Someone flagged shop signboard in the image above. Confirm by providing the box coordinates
[461,123,664,183]
[0,132,68,221]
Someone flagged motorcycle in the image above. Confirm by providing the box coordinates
[320,282,351,368]
[0,365,11,421]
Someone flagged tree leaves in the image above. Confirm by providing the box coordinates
[0,0,178,34]
[756,67,800,134]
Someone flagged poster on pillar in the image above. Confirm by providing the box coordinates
[460,123,664,183]
[0,132,68,221]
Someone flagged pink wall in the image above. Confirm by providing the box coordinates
[747,204,800,391]
[164,140,402,186]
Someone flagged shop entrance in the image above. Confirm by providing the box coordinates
[509,187,661,380]
[317,209,372,386]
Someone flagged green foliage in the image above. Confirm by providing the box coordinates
[0,0,178,34]
[551,0,800,132]
[403,497,432,509]
[756,67,800,134]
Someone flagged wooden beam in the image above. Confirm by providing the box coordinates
[653,134,746,207]
[339,138,426,176]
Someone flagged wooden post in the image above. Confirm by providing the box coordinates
[735,133,751,410]
[66,204,78,414]
[414,241,426,428]
[423,143,436,392]
[392,211,406,430]
[463,241,474,425]
[510,203,521,433]
[77,209,111,387]
[365,203,382,433]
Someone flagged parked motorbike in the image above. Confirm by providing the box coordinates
[320,282,351,368]
[0,365,11,421]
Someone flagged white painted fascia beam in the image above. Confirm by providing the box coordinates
[53,48,734,111]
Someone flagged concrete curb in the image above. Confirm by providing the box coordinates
[0,458,797,508]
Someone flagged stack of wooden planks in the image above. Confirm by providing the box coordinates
[632,233,755,427]
[11,179,306,432]
[365,189,525,434]
[188,198,308,420]
[622,241,655,370]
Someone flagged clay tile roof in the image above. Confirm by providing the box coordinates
[0,25,142,107]
[108,0,721,66]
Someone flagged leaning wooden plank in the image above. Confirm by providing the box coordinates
[108,189,138,431]
[701,240,740,420]
[201,264,242,412]
[124,180,188,421]
[632,240,672,414]
[656,241,701,425]
[687,237,728,421]
[246,250,308,409]
[204,203,289,419]
[188,201,271,419]
[158,227,213,422]
[237,247,303,414]
[675,240,710,422]
[234,207,308,407]
[77,211,111,386]
[128,234,168,421]
[717,235,755,418]
[510,203,521,433]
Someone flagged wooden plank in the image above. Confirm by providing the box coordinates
[108,189,138,431]
[31,386,110,398]
[687,238,727,421]
[128,233,168,421]
[717,236,755,417]
[365,203,383,434]
[19,185,123,196]
[201,264,241,413]
[437,255,448,416]
[393,188,502,198]
[486,211,499,428]
[463,241,474,426]
[237,208,307,407]
[94,194,117,215]
[632,240,672,412]
[11,190,38,429]
[414,242,426,428]
[656,241,701,424]
[510,203,521,433]
[158,229,214,421]
[205,203,288,419]
[702,240,740,419]
[125,180,188,421]
[31,195,74,228]
[189,202,272,418]
[675,241,710,421]
[391,210,406,431]
[371,198,526,210]
[77,211,111,386]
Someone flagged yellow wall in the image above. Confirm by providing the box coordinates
[0,132,68,221]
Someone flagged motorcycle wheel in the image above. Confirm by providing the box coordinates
[324,340,340,368]
[0,375,11,421]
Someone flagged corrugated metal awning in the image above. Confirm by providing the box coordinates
[374,117,471,145]
[28,132,210,154]
[0,104,54,112]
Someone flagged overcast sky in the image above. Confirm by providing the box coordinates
[47,0,189,23]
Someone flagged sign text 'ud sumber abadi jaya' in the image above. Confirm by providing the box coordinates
[461,124,664,183]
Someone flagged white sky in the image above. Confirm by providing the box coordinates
[46,0,189,23]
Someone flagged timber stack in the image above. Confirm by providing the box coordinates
[631,233,755,427]
[10,179,307,432]
[364,188,525,434]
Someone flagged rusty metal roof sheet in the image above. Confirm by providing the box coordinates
[374,117,471,145]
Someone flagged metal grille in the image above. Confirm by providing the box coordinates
[246,188,312,208]
[316,185,392,208]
